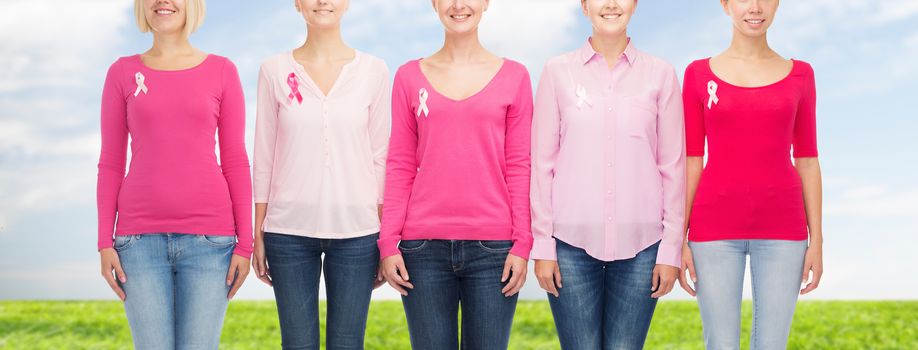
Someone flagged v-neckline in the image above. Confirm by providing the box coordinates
[288,50,360,99]
[415,58,507,103]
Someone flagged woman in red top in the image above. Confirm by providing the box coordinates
[678,1,824,348]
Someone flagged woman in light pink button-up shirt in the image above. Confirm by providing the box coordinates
[250,0,391,348]
[530,0,686,348]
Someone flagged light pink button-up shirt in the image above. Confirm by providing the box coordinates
[530,39,685,267]
[254,51,391,238]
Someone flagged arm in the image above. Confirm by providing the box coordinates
[218,60,254,259]
[654,66,687,269]
[679,64,707,296]
[377,71,418,259]
[252,64,278,285]
[505,70,534,260]
[530,64,561,261]
[794,65,822,295]
[368,63,393,207]
[97,62,128,251]
[97,61,128,300]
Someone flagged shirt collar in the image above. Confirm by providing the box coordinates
[578,37,638,66]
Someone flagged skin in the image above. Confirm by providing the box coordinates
[534,0,678,299]
[101,0,250,301]
[678,0,823,296]
[251,0,385,289]
[380,0,528,298]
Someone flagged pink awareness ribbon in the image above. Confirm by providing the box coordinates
[287,73,303,104]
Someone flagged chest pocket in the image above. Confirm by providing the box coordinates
[616,93,658,139]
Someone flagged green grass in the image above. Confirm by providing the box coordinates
[1,301,915,349]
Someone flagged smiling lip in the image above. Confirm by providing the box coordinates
[450,14,471,21]
[314,9,334,15]
[154,8,176,15]
[600,13,622,20]
[745,18,766,25]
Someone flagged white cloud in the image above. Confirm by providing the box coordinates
[481,0,583,69]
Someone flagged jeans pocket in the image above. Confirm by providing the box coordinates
[113,235,139,251]
[199,234,236,247]
[398,239,429,253]
[478,240,513,253]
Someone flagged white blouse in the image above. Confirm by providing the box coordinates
[254,51,391,238]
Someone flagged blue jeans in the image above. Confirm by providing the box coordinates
[398,239,518,350]
[116,233,234,350]
[264,232,379,350]
[689,239,808,350]
[548,239,660,350]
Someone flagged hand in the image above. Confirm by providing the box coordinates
[100,248,127,301]
[251,233,271,286]
[534,259,562,297]
[677,243,697,297]
[501,254,528,297]
[800,244,823,295]
[373,264,386,289]
[651,264,679,298]
[380,255,413,296]
[226,254,250,299]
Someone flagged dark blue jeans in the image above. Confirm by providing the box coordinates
[399,239,519,350]
[263,232,379,350]
[548,239,661,350]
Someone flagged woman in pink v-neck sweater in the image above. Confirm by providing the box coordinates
[376,2,532,349]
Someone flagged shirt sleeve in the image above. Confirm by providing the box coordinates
[369,62,393,205]
[529,63,561,261]
[377,69,418,259]
[505,68,534,260]
[655,65,687,268]
[683,63,707,157]
[253,64,278,204]
[218,59,254,259]
[97,60,128,251]
[793,64,818,158]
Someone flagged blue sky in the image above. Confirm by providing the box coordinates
[1,0,916,300]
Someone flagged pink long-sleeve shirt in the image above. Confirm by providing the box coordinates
[378,59,534,260]
[530,39,686,267]
[97,54,253,258]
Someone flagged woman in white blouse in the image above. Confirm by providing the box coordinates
[251,0,390,348]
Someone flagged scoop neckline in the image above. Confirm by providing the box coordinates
[414,57,508,103]
[133,53,214,72]
[704,57,797,89]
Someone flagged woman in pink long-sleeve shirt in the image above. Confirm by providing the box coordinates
[530,1,685,348]
[96,1,251,348]
[377,0,533,348]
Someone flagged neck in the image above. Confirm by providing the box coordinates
[438,29,485,63]
[299,25,351,60]
[590,31,629,60]
[726,29,773,59]
[149,31,194,56]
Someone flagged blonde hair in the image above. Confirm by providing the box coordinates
[135,0,206,38]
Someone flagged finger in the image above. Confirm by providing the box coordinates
[502,268,520,294]
[397,263,410,283]
[651,270,660,292]
[228,274,245,299]
[373,278,386,289]
[678,270,696,296]
[501,260,511,283]
[113,260,127,284]
[386,280,408,296]
[554,268,562,289]
[390,268,414,290]
[257,268,273,286]
[103,271,126,301]
[688,263,697,283]
[226,261,238,286]
[507,276,525,297]
[542,276,558,297]
[801,269,822,295]
[801,263,810,283]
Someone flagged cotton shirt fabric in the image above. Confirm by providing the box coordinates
[530,39,686,268]
[97,54,253,258]
[254,51,391,238]
[378,58,534,260]
[683,58,818,242]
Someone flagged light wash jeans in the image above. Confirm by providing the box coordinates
[115,233,235,350]
[689,239,808,350]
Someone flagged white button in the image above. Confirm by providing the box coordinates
[607,190,612,194]
[607,136,612,140]
[607,217,613,221]
[607,107,613,112]
[607,163,613,167]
